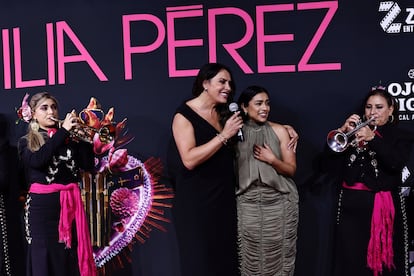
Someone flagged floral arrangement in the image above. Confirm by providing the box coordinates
[80,98,173,272]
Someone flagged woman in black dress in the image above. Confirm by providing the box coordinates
[17,92,96,276]
[322,87,414,276]
[168,63,243,276]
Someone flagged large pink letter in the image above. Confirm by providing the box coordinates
[56,21,108,84]
[2,29,11,89]
[297,1,341,71]
[256,4,295,73]
[13,28,46,88]
[166,5,203,77]
[208,7,254,74]
[46,23,56,85]
[123,14,165,80]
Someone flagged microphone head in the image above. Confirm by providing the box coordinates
[229,102,239,112]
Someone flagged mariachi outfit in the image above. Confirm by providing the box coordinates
[236,121,299,276]
[18,128,96,276]
[321,123,414,276]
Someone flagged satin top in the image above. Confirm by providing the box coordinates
[236,120,298,202]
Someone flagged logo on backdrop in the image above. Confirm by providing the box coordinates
[379,1,414,33]
[0,2,341,90]
[387,69,414,121]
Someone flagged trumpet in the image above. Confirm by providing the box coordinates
[326,116,377,152]
[50,116,96,143]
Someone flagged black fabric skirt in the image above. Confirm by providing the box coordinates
[26,192,79,276]
[333,188,407,276]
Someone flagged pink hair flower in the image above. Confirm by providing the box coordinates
[16,93,32,123]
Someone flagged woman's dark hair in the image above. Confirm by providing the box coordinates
[237,85,269,121]
[192,63,236,125]
[361,87,399,125]
[192,63,236,96]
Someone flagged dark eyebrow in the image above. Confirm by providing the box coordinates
[40,103,57,108]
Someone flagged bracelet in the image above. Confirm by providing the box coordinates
[216,133,228,145]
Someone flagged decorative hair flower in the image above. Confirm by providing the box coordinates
[371,85,386,91]
[16,93,32,124]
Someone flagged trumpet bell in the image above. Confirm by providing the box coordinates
[326,116,377,153]
[326,130,348,153]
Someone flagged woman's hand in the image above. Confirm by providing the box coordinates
[254,122,297,177]
[253,143,276,164]
[355,125,376,142]
[339,114,360,133]
[61,110,79,131]
[283,124,299,152]
[221,111,244,140]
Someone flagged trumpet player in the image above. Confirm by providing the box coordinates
[320,87,414,276]
[337,113,377,145]
[17,92,96,276]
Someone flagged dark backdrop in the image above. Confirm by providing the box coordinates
[1,1,414,275]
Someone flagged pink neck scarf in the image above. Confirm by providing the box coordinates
[30,183,97,276]
[342,182,395,276]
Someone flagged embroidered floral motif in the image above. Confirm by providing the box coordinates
[46,148,77,183]
[24,195,32,244]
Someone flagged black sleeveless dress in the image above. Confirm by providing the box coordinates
[167,103,239,276]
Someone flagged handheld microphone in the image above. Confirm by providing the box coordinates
[229,102,244,142]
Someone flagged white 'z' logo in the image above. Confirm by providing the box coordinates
[379,1,402,33]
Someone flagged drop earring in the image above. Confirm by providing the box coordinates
[30,119,39,132]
